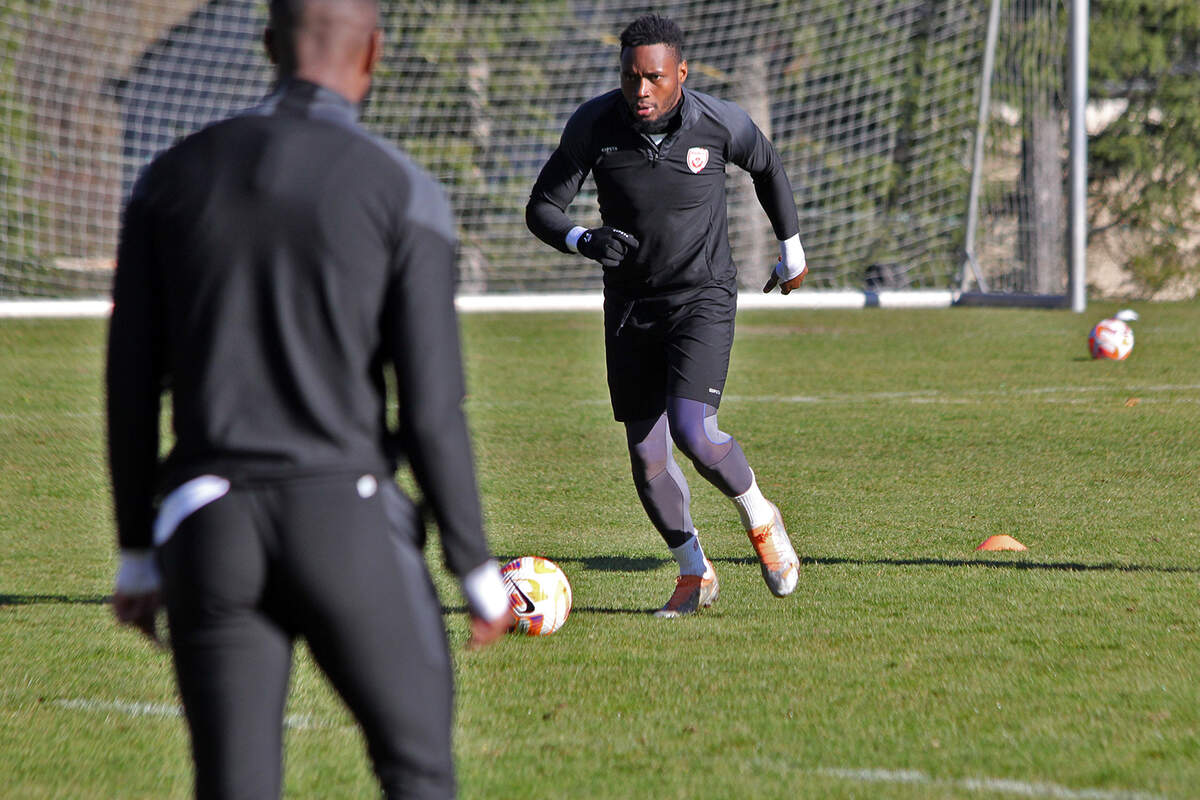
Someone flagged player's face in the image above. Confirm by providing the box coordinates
[620,44,687,124]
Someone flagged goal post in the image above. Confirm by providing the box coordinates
[0,0,1082,308]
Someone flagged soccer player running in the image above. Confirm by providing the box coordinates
[526,14,808,618]
[107,1,511,797]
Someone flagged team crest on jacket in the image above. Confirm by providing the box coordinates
[686,147,709,173]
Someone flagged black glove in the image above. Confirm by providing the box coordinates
[577,227,639,268]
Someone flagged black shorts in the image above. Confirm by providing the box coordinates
[603,286,737,422]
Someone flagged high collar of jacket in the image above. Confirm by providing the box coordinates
[268,77,360,125]
[616,87,697,135]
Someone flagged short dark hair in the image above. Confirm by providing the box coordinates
[269,0,302,30]
[269,0,378,31]
[619,14,684,61]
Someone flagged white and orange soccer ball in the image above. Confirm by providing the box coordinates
[500,556,572,636]
[1088,318,1134,360]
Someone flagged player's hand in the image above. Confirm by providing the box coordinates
[577,227,639,268]
[763,256,809,295]
[113,549,164,647]
[113,590,163,646]
[467,610,514,651]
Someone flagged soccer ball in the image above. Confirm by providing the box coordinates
[500,556,572,636]
[1088,318,1134,360]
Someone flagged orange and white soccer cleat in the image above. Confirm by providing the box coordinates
[747,502,799,597]
[654,559,719,618]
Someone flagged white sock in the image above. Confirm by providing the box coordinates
[670,533,708,576]
[731,473,774,530]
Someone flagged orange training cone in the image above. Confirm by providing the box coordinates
[976,534,1027,552]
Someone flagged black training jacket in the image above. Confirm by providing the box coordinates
[107,79,490,578]
[526,87,799,297]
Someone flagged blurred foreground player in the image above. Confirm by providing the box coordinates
[107,1,510,796]
[526,14,808,617]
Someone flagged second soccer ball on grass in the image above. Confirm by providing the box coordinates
[1088,318,1134,360]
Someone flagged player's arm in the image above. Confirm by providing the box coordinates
[106,172,165,644]
[724,102,809,294]
[385,175,510,645]
[525,109,639,268]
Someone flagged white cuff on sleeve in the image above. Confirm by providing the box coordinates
[462,559,511,622]
[776,233,807,281]
[565,226,588,253]
[115,549,161,595]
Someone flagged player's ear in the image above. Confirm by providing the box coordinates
[677,58,688,84]
[364,28,383,76]
[263,27,278,66]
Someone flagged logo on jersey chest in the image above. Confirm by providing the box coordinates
[686,147,709,173]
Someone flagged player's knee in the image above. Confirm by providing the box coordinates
[670,423,727,468]
[628,439,669,484]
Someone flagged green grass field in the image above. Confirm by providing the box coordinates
[2,302,1198,798]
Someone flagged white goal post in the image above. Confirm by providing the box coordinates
[0,0,1084,311]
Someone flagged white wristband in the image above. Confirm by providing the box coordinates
[565,226,588,253]
[462,559,511,622]
[115,549,161,595]
[776,233,806,281]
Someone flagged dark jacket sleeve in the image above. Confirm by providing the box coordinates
[525,107,594,252]
[724,101,800,241]
[386,177,491,579]
[106,172,165,550]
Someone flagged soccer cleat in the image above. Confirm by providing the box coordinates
[654,559,719,618]
[747,502,799,597]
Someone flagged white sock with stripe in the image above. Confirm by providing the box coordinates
[731,473,774,530]
[670,533,708,576]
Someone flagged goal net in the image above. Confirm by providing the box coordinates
[0,0,1070,298]
[962,0,1073,300]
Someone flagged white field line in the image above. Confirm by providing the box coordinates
[39,703,1172,799]
[0,290,955,318]
[814,767,1164,800]
[51,698,341,730]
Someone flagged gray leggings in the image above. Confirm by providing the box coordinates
[158,474,454,799]
[625,396,754,548]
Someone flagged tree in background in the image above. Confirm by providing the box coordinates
[1013,1,1065,295]
[1089,0,1200,297]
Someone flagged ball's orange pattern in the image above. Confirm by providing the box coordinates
[1088,318,1134,360]
[500,556,572,636]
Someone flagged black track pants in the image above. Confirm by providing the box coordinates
[158,474,454,799]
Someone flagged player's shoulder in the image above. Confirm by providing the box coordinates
[564,89,624,132]
[133,117,232,195]
[357,130,438,190]
[358,134,455,240]
[684,89,753,133]
[143,112,271,183]
[259,99,454,239]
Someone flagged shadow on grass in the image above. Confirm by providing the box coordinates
[450,556,670,616]
[441,603,652,617]
[0,594,658,619]
[572,606,659,616]
[714,555,1200,575]
[0,594,110,606]
[521,553,1200,575]
[501,554,667,573]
